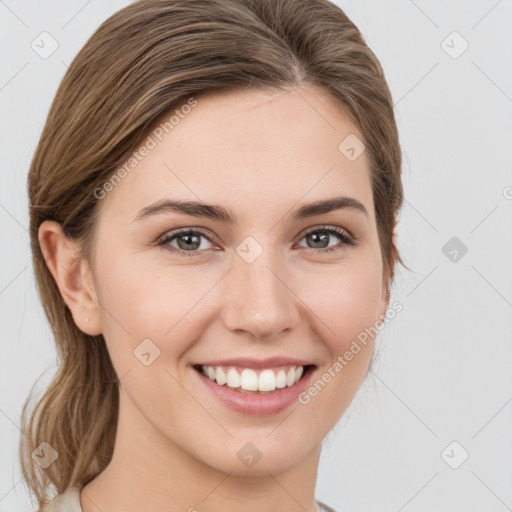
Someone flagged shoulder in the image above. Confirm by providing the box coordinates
[316,498,339,512]
[39,486,83,512]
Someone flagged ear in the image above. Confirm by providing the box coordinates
[379,232,399,318]
[392,232,398,251]
[38,220,102,336]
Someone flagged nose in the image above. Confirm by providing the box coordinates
[220,249,300,340]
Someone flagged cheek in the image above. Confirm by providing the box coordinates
[94,257,210,367]
[95,240,383,378]
[296,272,381,431]
[301,258,384,349]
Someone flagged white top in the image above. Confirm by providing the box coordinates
[39,485,338,512]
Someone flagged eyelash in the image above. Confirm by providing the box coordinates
[156,225,356,258]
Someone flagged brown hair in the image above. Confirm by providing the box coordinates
[21,0,406,507]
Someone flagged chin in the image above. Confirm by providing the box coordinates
[195,432,317,476]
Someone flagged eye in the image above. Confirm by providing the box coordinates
[296,225,355,254]
[157,229,218,257]
[157,225,356,257]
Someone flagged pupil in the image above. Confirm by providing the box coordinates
[178,233,200,250]
[308,232,328,248]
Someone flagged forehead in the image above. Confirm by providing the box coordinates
[98,85,374,224]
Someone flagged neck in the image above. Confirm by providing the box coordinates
[80,390,322,512]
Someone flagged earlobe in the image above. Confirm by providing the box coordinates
[38,220,102,336]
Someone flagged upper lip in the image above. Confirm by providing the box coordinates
[194,357,315,369]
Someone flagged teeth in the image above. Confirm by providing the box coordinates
[240,369,258,391]
[215,367,227,385]
[200,364,306,392]
[276,370,287,388]
[286,367,295,387]
[226,368,241,388]
[258,369,276,392]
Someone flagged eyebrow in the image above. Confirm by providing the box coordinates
[133,196,369,223]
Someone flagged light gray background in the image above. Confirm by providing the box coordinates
[1,1,511,511]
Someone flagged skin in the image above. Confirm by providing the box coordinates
[40,84,393,512]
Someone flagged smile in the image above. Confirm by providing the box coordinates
[196,364,306,393]
[192,362,316,415]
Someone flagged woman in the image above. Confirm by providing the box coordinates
[20,0,406,510]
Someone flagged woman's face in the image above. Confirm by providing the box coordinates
[86,85,389,475]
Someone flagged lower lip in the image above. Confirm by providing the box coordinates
[194,366,314,415]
